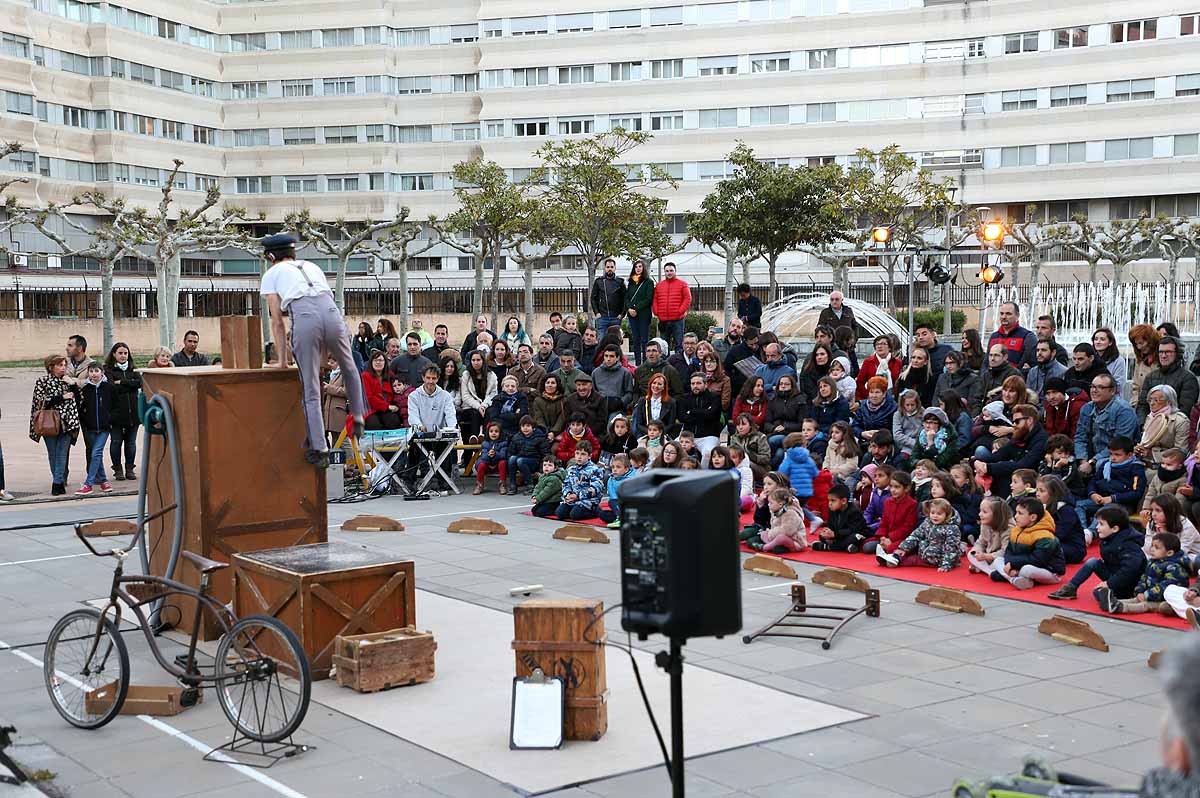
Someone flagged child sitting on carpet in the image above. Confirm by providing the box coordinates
[599,414,636,468]
[1035,475,1088,564]
[747,488,808,553]
[863,471,917,555]
[651,440,685,469]
[876,498,962,571]
[1039,434,1087,504]
[678,457,699,470]
[949,464,983,543]
[639,419,667,463]
[812,483,869,552]
[966,496,1011,574]
[778,433,818,512]
[474,421,509,495]
[823,421,861,493]
[1007,469,1038,514]
[555,441,607,521]
[629,446,650,474]
[799,418,828,461]
[910,408,957,470]
[598,453,636,527]
[993,498,1066,590]
[555,414,601,464]
[1142,448,1189,516]
[727,445,756,512]
[1143,494,1200,557]
[861,464,894,534]
[744,471,790,539]
[1079,436,1147,529]
[1049,504,1146,601]
[531,456,565,517]
[1099,531,1190,615]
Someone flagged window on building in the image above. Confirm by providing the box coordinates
[1107,78,1156,102]
[1108,197,1152,219]
[366,124,386,142]
[807,48,837,69]
[1104,137,1154,160]
[486,121,505,137]
[160,120,182,140]
[326,175,360,191]
[1001,88,1037,111]
[647,6,683,26]
[1050,84,1088,107]
[1182,13,1199,35]
[321,28,355,47]
[1111,19,1157,42]
[608,9,642,28]
[698,56,738,76]
[650,59,683,79]
[849,45,907,67]
[697,161,729,180]
[5,91,33,115]
[231,81,268,99]
[964,93,985,114]
[610,114,643,131]
[1004,31,1039,54]
[749,0,791,19]
[229,33,267,52]
[514,119,549,136]
[193,125,215,144]
[281,30,313,48]
[966,38,985,58]
[157,18,178,40]
[1049,141,1087,163]
[191,78,214,97]
[132,114,154,135]
[924,40,965,61]
[63,106,85,127]
[396,77,432,94]
[453,73,478,92]
[324,125,358,144]
[513,67,549,87]
[920,150,982,167]
[650,112,683,130]
[696,2,737,24]
[654,163,685,181]
[395,125,432,143]
[750,105,789,125]
[999,145,1037,166]
[189,28,215,49]
[159,70,185,91]
[1,32,29,58]
[482,19,503,38]
[610,61,642,81]
[285,176,318,192]
[558,117,594,134]
[848,99,906,121]
[751,53,790,72]
[195,174,219,191]
[452,124,480,141]
[450,23,479,42]
[558,65,594,84]
[132,165,159,186]
[1175,134,1199,156]
[393,27,430,46]
[112,111,126,131]
[698,108,738,127]
[1178,74,1200,97]
[556,13,593,32]
[60,52,92,75]
[281,79,313,97]
[924,95,963,116]
[234,129,269,147]
[511,16,549,36]
[806,102,836,123]
[323,77,356,95]
[128,62,155,85]
[1054,26,1088,48]
[5,150,34,172]
[398,174,434,191]
[283,127,317,145]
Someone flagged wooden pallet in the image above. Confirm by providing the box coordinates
[915,586,985,616]
[553,525,610,544]
[811,567,870,592]
[341,514,405,532]
[447,517,508,535]
[742,554,797,579]
[333,627,436,693]
[1038,615,1108,652]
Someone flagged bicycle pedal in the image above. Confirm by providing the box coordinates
[179,687,201,708]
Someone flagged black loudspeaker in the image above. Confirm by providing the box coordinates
[616,470,742,640]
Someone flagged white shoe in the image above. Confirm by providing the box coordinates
[0,490,14,502]
[875,550,900,568]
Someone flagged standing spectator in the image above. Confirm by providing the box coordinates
[652,261,692,354]
[499,316,532,352]
[856,335,901,399]
[634,340,685,397]
[712,317,744,362]
[1075,373,1139,476]
[459,314,496,359]
[1128,324,1161,410]
[104,342,141,482]
[30,354,81,495]
[736,283,762,328]
[322,354,348,446]
[667,332,702,382]
[624,259,655,365]
[1092,327,1127,399]
[988,302,1037,367]
[76,363,113,495]
[960,328,985,372]
[592,345,636,415]
[1138,336,1199,422]
[816,290,856,334]
[509,343,546,399]
[590,257,626,338]
[579,327,601,374]
[754,343,797,398]
[422,323,452,362]
[555,315,584,361]
[171,330,210,367]
[565,374,608,439]
[353,322,375,366]
[912,324,953,375]
[146,347,173,369]
[459,350,497,441]
[533,333,561,374]
[1025,339,1068,400]
[407,318,433,348]
[388,332,433,387]
[1033,315,1070,366]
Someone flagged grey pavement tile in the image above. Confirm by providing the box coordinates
[850,750,969,797]
[985,651,1107,680]
[965,626,1072,652]
[1050,641,1157,667]
[180,783,286,798]
[910,613,1018,635]
[920,663,1039,693]
[780,659,884,690]
[1053,757,1143,788]
[687,746,823,790]
[42,781,133,798]
[690,658,768,679]
[750,769,910,798]
[812,690,908,717]
[842,676,969,709]
[996,715,1145,758]
[714,646,831,671]
[987,679,1113,715]
[574,767,729,798]
[1082,737,1162,776]
[1077,663,1163,699]
[921,731,1071,776]
[847,708,976,748]
[842,621,959,646]
[921,694,1051,733]
[108,756,249,798]
[762,726,905,769]
[919,637,1026,665]
[1068,699,1167,738]
[868,647,960,677]
[746,674,833,700]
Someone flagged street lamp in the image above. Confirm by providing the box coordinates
[977,212,1006,284]
[871,226,892,244]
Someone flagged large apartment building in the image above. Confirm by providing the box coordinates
[0,0,1197,320]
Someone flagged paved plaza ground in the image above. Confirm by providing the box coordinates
[0,480,1182,798]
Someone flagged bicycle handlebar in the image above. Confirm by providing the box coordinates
[74,503,178,558]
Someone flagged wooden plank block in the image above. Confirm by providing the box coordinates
[553,525,610,544]
[811,567,870,593]
[741,554,797,579]
[915,586,985,616]
[1037,615,1109,652]
[85,684,202,716]
[219,316,264,370]
[447,517,508,535]
[80,519,138,537]
[341,514,405,532]
[1148,649,1165,669]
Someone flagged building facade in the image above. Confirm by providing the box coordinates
[0,0,1197,320]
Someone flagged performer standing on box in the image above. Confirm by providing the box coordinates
[260,233,366,468]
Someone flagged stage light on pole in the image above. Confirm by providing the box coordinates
[871,226,891,245]
[978,263,1005,284]
[981,220,1004,244]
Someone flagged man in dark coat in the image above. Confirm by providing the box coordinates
[973,405,1047,498]
[564,375,608,439]
[1138,336,1200,421]
[976,344,1021,412]
[590,258,626,339]
[723,326,762,396]
[988,302,1038,368]
[1063,343,1111,397]
[816,291,856,334]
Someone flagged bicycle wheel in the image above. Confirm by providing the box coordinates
[44,608,129,730]
[214,615,310,743]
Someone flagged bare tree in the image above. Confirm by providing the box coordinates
[1147,215,1200,286]
[375,217,440,332]
[1048,217,1105,284]
[1000,205,1061,288]
[1093,217,1151,285]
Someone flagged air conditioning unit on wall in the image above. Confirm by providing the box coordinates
[9,253,27,267]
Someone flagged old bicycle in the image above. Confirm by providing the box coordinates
[43,504,311,743]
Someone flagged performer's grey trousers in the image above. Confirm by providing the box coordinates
[288,294,366,450]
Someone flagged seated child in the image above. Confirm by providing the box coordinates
[598,453,636,527]
[1141,448,1189,516]
[822,421,861,493]
[830,356,856,404]
[629,446,650,474]
[747,487,808,553]
[966,496,1011,574]
[555,414,601,464]
[530,456,566,517]
[639,419,667,463]
[507,415,551,493]
[993,498,1066,590]
[1049,504,1146,601]
[1077,436,1147,529]
[675,430,704,465]
[876,497,962,571]
[474,421,509,495]
[744,471,790,538]
[599,414,636,468]
[678,457,699,470]
[651,441,685,469]
[1039,434,1087,502]
[728,414,772,479]
[555,441,607,521]
[863,471,917,555]
[861,464,894,534]
[778,432,818,512]
[727,445,757,512]
[911,459,937,507]
[799,418,828,461]
[812,483,869,552]
[910,408,957,470]
[1006,469,1039,515]
[949,463,983,542]
[1099,532,1190,615]
[1035,475,1087,564]
[1142,494,1200,557]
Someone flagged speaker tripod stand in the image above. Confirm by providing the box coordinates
[655,638,686,798]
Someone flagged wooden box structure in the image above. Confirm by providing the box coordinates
[142,367,327,640]
[232,542,416,679]
[333,627,436,692]
[512,599,608,741]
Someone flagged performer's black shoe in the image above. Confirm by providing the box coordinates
[305,449,330,469]
[352,418,365,439]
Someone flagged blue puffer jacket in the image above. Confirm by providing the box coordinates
[779,446,818,498]
[851,392,897,438]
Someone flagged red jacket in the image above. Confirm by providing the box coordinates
[652,276,692,321]
[872,494,918,553]
[855,355,901,400]
[555,429,601,463]
[732,396,768,428]
[1044,393,1087,438]
[361,371,393,416]
[809,470,833,522]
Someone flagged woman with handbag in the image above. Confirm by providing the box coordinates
[29,354,81,495]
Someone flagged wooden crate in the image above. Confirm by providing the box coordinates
[232,542,415,680]
[332,627,436,693]
[512,599,608,741]
[142,367,328,640]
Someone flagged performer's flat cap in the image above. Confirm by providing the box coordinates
[262,233,298,249]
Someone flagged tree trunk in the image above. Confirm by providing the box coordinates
[723,247,736,327]
[490,245,502,332]
[583,250,598,324]
[1113,260,1125,285]
[471,243,486,318]
[1029,253,1042,288]
[1088,258,1099,284]
[334,251,349,312]
[167,252,181,347]
[886,254,897,317]
[156,259,171,347]
[523,257,535,335]
[741,257,751,286]
[1168,253,1179,288]
[100,260,115,354]
[397,256,410,333]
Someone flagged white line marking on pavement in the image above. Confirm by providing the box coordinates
[0,638,308,798]
[746,582,801,591]
[0,552,91,568]
[393,502,530,522]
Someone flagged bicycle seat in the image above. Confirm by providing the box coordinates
[182,551,229,575]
